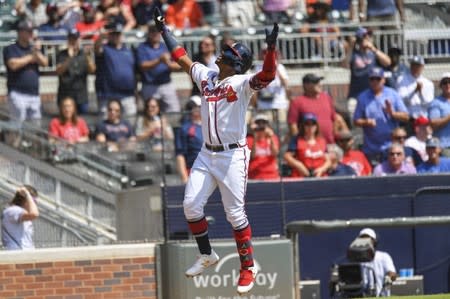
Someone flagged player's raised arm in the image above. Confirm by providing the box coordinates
[154,8,193,74]
[250,23,279,90]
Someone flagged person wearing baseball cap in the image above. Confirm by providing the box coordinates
[38,2,67,41]
[384,44,408,89]
[285,112,331,178]
[94,21,137,118]
[348,27,391,100]
[288,73,342,144]
[3,19,48,123]
[404,116,432,162]
[353,66,409,166]
[75,3,105,41]
[335,131,373,176]
[397,55,434,119]
[55,28,95,114]
[417,137,450,173]
[358,227,397,297]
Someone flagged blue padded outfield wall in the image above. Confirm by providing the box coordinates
[164,175,450,298]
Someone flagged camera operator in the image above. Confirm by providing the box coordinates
[358,228,397,297]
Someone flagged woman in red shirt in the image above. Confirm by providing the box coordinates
[284,113,330,178]
[49,97,90,144]
[246,114,280,180]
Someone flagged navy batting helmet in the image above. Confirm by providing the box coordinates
[222,43,253,74]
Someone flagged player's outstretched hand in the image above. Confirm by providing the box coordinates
[265,23,279,50]
[153,7,165,32]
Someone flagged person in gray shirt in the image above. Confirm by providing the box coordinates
[2,186,39,250]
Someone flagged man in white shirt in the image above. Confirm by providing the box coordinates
[405,116,433,162]
[359,228,397,297]
[397,55,434,119]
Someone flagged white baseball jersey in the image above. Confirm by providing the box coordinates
[190,62,255,145]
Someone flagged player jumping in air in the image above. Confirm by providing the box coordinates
[153,9,278,295]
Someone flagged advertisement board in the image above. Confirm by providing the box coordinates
[161,239,294,299]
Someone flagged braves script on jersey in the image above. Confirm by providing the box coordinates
[190,62,256,145]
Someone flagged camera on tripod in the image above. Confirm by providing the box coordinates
[329,236,377,298]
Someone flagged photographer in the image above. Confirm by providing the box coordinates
[358,228,397,297]
[246,114,280,180]
[2,186,39,250]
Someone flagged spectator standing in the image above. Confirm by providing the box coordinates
[38,3,67,41]
[384,45,408,89]
[95,99,135,151]
[336,131,372,176]
[355,0,405,26]
[288,73,338,144]
[95,22,136,117]
[3,20,49,123]
[15,0,48,28]
[56,29,96,115]
[135,97,174,152]
[96,0,136,31]
[175,97,203,184]
[397,55,434,119]
[284,113,330,178]
[191,35,219,96]
[76,3,106,41]
[373,143,416,176]
[429,73,450,157]
[2,186,39,250]
[405,116,432,162]
[326,143,357,176]
[348,27,391,101]
[258,0,296,25]
[49,97,90,144]
[165,0,206,29]
[220,0,256,28]
[353,67,409,165]
[246,114,280,180]
[252,48,289,121]
[136,23,181,113]
[133,0,162,30]
[417,137,450,174]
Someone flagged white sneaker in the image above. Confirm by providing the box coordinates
[237,266,258,295]
[185,250,220,277]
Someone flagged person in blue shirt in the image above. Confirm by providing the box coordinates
[354,0,405,25]
[327,144,357,177]
[135,22,181,113]
[384,45,408,90]
[175,96,203,184]
[428,72,450,157]
[417,137,450,173]
[38,3,67,41]
[95,99,135,152]
[3,20,48,123]
[348,27,391,100]
[94,22,136,118]
[353,67,409,166]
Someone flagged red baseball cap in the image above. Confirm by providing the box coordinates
[414,116,429,127]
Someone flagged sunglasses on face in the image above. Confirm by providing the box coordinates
[393,135,407,140]
[304,121,317,126]
[369,77,382,81]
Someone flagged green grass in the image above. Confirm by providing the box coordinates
[365,295,450,299]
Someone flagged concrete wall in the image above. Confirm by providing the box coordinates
[0,243,158,299]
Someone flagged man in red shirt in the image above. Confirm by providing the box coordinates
[287,73,337,144]
[336,131,372,176]
[75,3,105,41]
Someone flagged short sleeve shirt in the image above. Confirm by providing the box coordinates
[287,135,328,177]
[136,41,171,85]
[190,62,254,145]
[1,205,34,250]
[175,120,203,169]
[49,118,89,143]
[95,119,134,142]
[417,158,450,173]
[428,96,450,148]
[362,251,396,296]
[247,135,280,180]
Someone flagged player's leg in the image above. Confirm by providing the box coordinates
[184,152,219,276]
[215,147,257,294]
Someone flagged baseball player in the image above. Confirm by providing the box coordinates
[153,9,278,295]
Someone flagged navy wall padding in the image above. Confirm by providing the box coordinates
[164,174,450,298]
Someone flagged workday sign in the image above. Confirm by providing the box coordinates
[161,239,294,299]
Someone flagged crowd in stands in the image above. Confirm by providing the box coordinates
[3,0,450,183]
